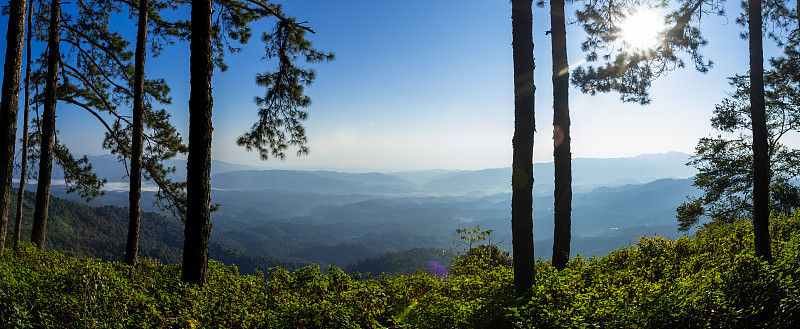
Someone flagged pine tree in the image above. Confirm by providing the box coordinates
[676,69,800,230]
[124,0,150,266]
[95,0,191,266]
[31,0,61,250]
[13,0,34,249]
[0,0,28,251]
[183,0,214,285]
[748,0,771,263]
[510,0,536,296]
[27,0,186,250]
[550,0,572,271]
[181,0,331,285]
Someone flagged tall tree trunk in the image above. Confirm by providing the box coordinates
[182,0,214,285]
[511,0,536,296]
[125,0,149,266]
[31,0,61,250]
[0,0,28,252]
[14,0,33,249]
[550,0,572,271]
[749,0,771,262]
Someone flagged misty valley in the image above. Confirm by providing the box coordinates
[16,152,699,274]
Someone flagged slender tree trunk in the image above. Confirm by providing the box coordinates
[550,0,572,271]
[31,0,61,250]
[511,0,536,296]
[182,0,214,285]
[0,0,28,252]
[14,1,33,249]
[749,0,771,262]
[125,0,149,266]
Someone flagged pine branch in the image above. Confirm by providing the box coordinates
[60,24,133,82]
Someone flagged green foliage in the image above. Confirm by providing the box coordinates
[0,248,386,328]
[2,212,800,328]
[344,248,452,276]
[450,226,494,253]
[737,0,797,44]
[452,243,513,275]
[448,226,511,277]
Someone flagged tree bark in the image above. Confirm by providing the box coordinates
[0,0,28,252]
[749,0,771,262]
[31,0,61,250]
[125,0,149,267]
[14,0,33,249]
[511,0,536,296]
[550,0,572,271]
[182,0,214,285]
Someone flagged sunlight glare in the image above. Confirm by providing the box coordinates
[619,7,665,50]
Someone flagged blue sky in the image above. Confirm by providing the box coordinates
[0,0,794,171]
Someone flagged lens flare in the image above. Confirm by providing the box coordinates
[553,125,564,148]
[426,260,449,280]
[619,7,665,50]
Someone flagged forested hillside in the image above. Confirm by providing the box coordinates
[6,188,307,275]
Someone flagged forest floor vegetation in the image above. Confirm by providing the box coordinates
[2,211,800,328]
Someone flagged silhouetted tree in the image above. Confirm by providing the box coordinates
[511,0,536,296]
[183,0,214,284]
[13,1,34,249]
[734,0,796,262]
[125,0,150,266]
[747,0,771,262]
[0,0,28,252]
[31,0,61,250]
[550,0,572,271]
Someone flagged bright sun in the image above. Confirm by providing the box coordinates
[619,7,665,50]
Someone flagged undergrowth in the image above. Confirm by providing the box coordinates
[1,212,799,328]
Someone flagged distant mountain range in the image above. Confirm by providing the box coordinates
[12,152,703,274]
[18,151,695,195]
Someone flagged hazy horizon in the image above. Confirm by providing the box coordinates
[57,150,694,174]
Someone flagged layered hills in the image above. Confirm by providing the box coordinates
[12,152,700,274]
